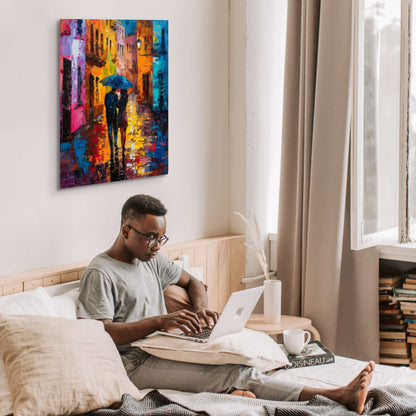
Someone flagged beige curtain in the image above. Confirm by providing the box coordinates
[277,0,379,360]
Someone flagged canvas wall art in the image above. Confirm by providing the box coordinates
[60,19,168,188]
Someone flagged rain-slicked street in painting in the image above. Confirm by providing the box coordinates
[60,19,168,188]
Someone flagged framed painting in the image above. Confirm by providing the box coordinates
[59,19,168,188]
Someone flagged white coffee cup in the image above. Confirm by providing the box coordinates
[283,328,311,355]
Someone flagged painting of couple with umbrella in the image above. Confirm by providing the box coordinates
[59,19,168,188]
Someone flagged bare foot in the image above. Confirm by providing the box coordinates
[335,361,375,414]
[299,361,375,415]
[230,389,256,398]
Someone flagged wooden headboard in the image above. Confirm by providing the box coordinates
[0,234,245,312]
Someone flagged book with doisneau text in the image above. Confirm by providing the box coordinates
[278,340,335,369]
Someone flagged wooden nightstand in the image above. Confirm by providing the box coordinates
[246,314,321,342]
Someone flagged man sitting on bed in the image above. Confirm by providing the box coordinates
[77,194,375,415]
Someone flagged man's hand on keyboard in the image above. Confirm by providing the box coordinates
[195,307,219,329]
[160,309,202,335]
[184,327,213,339]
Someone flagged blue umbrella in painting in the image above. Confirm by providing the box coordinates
[100,74,133,89]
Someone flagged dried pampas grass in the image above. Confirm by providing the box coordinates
[234,212,270,281]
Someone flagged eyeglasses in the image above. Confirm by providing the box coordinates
[127,225,169,248]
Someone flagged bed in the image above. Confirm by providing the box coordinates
[0,234,415,416]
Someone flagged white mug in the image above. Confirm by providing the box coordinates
[283,328,311,355]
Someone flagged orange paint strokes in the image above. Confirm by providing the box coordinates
[136,21,154,105]
[84,20,116,120]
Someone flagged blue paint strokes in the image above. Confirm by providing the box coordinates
[152,20,168,112]
[73,137,91,174]
[61,142,72,152]
[121,20,137,35]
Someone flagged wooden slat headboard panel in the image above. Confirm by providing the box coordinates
[0,234,245,312]
[161,234,245,311]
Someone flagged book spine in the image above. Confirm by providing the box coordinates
[393,288,416,295]
[403,272,416,280]
[379,313,403,319]
[380,340,407,348]
[379,331,406,340]
[379,310,401,315]
[380,324,406,330]
[379,318,404,325]
[403,284,416,290]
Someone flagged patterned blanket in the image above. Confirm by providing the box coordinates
[84,385,416,416]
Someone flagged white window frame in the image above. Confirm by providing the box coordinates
[400,0,410,244]
[351,0,366,250]
[351,0,412,250]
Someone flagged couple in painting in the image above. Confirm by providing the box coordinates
[104,87,128,175]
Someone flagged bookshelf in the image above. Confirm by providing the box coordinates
[379,259,416,368]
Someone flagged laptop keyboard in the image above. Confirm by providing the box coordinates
[182,327,213,340]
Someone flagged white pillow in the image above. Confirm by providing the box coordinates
[50,287,79,319]
[0,314,143,416]
[0,287,56,316]
[133,329,289,372]
[0,287,56,416]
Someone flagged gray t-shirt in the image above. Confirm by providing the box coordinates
[77,252,182,371]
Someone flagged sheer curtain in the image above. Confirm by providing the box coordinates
[276,0,379,360]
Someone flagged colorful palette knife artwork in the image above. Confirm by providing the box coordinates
[60,19,168,188]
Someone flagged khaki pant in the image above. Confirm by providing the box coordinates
[128,355,303,401]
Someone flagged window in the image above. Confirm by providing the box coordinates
[351,0,416,249]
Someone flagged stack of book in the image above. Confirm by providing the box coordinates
[397,268,416,369]
[407,321,416,369]
[379,275,402,303]
[403,268,416,290]
[379,275,410,366]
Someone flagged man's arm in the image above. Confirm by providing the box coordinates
[82,267,217,346]
[100,308,202,346]
[175,270,219,328]
[101,271,218,346]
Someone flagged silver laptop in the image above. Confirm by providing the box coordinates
[157,286,264,343]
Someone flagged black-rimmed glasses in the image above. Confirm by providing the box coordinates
[127,225,169,248]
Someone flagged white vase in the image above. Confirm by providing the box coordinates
[263,279,281,323]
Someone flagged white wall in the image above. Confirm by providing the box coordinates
[233,0,287,276]
[0,0,231,276]
[229,0,247,235]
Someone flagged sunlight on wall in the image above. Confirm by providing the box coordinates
[245,0,288,276]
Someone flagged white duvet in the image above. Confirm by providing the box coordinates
[144,355,416,400]
[1,282,415,416]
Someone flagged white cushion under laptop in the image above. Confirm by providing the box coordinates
[157,286,264,343]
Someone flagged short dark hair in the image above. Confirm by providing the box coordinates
[121,194,167,224]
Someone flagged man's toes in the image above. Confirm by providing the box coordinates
[230,390,256,399]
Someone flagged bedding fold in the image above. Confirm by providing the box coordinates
[82,384,416,416]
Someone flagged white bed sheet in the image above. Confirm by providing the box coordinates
[153,355,416,398]
[270,355,415,389]
[1,355,414,416]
